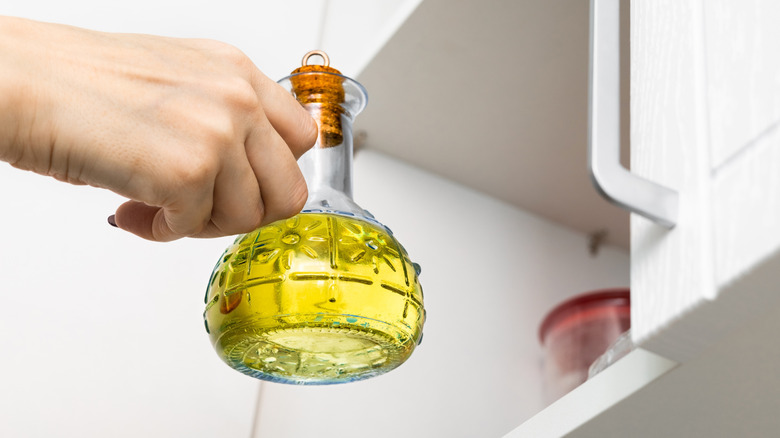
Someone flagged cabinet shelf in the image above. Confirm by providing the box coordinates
[507,247,780,436]
[505,349,676,437]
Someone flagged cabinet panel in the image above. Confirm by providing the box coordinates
[705,0,780,288]
[713,124,780,288]
[630,0,715,359]
[632,0,780,361]
[704,0,780,169]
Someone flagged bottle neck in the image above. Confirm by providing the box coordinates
[298,107,364,215]
[278,69,368,217]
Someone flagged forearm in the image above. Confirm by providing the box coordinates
[0,16,36,167]
[0,16,74,182]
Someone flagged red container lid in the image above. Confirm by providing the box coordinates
[538,288,630,345]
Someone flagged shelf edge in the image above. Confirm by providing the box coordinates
[503,349,677,438]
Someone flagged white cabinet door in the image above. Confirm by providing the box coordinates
[631,0,780,362]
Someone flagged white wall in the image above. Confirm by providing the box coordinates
[0,165,257,437]
[252,150,630,438]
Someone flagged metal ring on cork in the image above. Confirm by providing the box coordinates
[301,50,330,67]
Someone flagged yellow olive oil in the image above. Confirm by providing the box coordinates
[204,212,425,385]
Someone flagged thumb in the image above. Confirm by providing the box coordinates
[113,200,183,242]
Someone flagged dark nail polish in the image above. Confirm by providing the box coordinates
[107,215,117,227]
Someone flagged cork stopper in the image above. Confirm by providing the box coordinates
[290,51,344,148]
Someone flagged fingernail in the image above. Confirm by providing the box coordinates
[107,215,117,227]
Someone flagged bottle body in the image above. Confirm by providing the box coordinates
[203,59,425,384]
[204,211,423,384]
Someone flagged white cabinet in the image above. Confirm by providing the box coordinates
[630,0,780,360]
[507,0,780,435]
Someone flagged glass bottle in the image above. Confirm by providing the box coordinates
[203,51,425,385]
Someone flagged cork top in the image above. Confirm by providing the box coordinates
[290,50,345,148]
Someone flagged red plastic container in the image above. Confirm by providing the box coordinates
[538,288,630,403]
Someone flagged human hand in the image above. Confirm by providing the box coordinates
[0,16,317,241]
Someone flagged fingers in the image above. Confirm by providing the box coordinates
[114,119,307,242]
[245,118,309,226]
[197,156,263,238]
[251,72,317,159]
